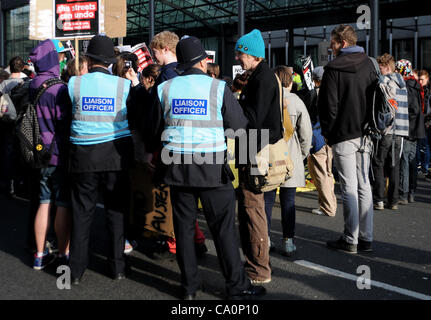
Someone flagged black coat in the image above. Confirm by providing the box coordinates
[239,60,283,151]
[405,78,426,140]
[318,51,376,146]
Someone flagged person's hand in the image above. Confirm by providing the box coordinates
[142,152,156,172]
[125,68,139,87]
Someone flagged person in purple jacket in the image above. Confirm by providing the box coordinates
[29,39,72,270]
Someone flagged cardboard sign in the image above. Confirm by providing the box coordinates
[232,65,245,79]
[131,43,154,73]
[54,0,100,39]
[130,164,175,238]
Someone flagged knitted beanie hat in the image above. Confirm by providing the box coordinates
[235,29,265,59]
[395,59,412,77]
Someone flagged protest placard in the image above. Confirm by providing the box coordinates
[54,0,100,39]
[131,43,154,72]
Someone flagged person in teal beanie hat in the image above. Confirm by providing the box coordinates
[234,28,284,285]
[235,29,266,59]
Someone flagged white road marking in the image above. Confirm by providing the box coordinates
[294,260,431,300]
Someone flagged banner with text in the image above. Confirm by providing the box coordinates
[54,0,100,39]
[131,43,154,73]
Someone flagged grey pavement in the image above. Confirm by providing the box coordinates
[0,175,430,301]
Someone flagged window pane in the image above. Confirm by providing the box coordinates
[5,6,38,64]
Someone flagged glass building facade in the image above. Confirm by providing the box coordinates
[4,5,37,65]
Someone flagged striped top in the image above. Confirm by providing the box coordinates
[384,73,409,137]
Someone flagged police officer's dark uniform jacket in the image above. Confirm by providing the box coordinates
[147,36,254,298]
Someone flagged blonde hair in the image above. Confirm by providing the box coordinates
[377,53,395,72]
[150,31,179,54]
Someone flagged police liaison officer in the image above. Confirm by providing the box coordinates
[147,35,267,300]
[67,35,134,284]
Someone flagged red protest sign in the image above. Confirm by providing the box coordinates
[54,0,100,39]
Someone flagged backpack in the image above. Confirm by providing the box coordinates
[365,57,399,140]
[15,78,65,169]
[0,78,28,122]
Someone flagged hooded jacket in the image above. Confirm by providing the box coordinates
[29,39,71,167]
[404,77,425,140]
[318,46,376,146]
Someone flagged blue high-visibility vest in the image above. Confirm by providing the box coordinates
[158,74,227,154]
[68,72,131,145]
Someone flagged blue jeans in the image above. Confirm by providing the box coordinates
[416,137,430,173]
[264,187,296,239]
[39,166,69,207]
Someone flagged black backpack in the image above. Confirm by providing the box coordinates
[15,78,66,168]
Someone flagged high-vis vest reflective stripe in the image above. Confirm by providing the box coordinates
[158,74,226,154]
[68,72,131,145]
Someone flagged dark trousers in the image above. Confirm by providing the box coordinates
[400,139,418,199]
[264,187,296,239]
[372,135,402,206]
[69,170,129,279]
[170,183,249,297]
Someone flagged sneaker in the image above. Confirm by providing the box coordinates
[408,194,415,203]
[374,201,384,210]
[312,208,324,215]
[250,277,271,284]
[358,239,373,252]
[389,205,398,210]
[282,238,296,257]
[326,237,357,254]
[124,239,137,254]
[228,285,266,300]
[33,251,56,270]
[398,199,408,205]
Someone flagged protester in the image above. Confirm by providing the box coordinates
[231,72,249,100]
[264,65,312,257]
[145,35,266,300]
[61,56,89,83]
[29,39,72,269]
[318,24,376,253]
[0,56,29,197]
[417,70,431,176]
[207,62,220,79]
[396,59,426,204]
[372,54,409,211]
[140,63,161,92]
[307,66,337,217]
[235,29,282,283]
